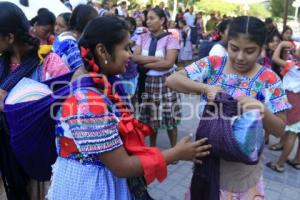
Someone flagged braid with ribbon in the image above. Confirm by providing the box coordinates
[79,44,167,186]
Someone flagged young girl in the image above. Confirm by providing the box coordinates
[266,40,300,172]
[133,7,181,148]
[166,16,290,200]
[268,26,296,151]
[209,19,231,57]
[52,4,98,70]
[260,32,282,70]
[47,16,211,199]
[178,19,193,64]
[0,2,69,199]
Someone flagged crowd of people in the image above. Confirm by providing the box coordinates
[0,0,299,200]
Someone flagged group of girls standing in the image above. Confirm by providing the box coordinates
[0,1,299,200]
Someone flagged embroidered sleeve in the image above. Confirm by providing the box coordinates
[260,70,291,113]
[62,89,122,156]
[184,57,212,82]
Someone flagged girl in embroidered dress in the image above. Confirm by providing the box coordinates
[47,16,211,200]
[166,16,290,200]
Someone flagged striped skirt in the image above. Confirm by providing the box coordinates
[139,72,181,130]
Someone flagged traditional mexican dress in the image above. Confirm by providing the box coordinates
[184,56,290,200]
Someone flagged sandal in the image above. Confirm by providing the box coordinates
[268,143,283,151]
[266,162,284,173]
[287,159,300,170]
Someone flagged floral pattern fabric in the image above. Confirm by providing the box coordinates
[185,56,291,114]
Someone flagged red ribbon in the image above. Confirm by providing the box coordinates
[80,46,167,184]
[118,113,167,184]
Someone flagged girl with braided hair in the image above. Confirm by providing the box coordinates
[47,16,211,199]
[0,2,69,199]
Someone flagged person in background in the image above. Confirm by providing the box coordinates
[260,31,282,69]
[268,25,296,151]
[168,20,180,43]
[178,19,193,65]
[266,40,300,173]
[54,12,71,36]
[166,16,289,200]
[52,4,98,71]
[183,6,195,27]
[133,7,181,148]
[209,19,231,57]
[175,7,184,27]
[265,17,278,36]
[30,9,56,45]
[195,12,204,40]
[117,1,128,17]
[0,2,70,199]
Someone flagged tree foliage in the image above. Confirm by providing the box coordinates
[270,0,295,18]
[193,0,270,17]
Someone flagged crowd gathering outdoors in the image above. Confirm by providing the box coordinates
[0,0,299,199]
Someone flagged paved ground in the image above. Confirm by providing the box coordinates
[148,94,300,200]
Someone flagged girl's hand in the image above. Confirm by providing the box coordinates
[204,85,223,101]
[236,96,265,115]
[174,134,211,164]
[280,41,293,49]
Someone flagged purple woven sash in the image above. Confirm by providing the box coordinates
[3,72,96,181]
[190,93,261,200]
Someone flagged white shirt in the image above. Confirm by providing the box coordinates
[209,43,228,57]
[183,12,195,27]
[283,65,300,93]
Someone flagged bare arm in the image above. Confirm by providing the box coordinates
[98,136,211,178]
[132,45,161,65]
[263,110,287,137]
[143,49,178,71]
[272,42,290,67]
[165,69,208,94]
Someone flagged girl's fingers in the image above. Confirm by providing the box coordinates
[196,145,212,152]
[195,151,210,158]
[194,138,208,146]
[193,159,203,165]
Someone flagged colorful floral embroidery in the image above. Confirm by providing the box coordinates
[185,56,291,114]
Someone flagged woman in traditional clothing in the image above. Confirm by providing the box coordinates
[52,4,98,71]
[133,7,181,148]
[47,16,211,200]
[166,16,290,200]
[0,2,69,199]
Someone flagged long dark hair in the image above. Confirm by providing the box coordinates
[228,16,267,47]
[0,2,40,56]
[78,16,129,71]
[69,4,98,33]
[30,9,56,26]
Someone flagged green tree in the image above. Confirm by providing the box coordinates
[270,0,295,18]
